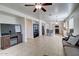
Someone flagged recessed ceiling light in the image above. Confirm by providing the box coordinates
[49,14,52,16]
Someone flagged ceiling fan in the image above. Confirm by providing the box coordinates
[24,3,52,12]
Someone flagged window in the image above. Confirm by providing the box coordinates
[69,17,74,29]
[64,21,67,28]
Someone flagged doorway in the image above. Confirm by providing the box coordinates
[55,29,59,34]
[55,25,59,34]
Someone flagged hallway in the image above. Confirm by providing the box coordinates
[0,35,64,56]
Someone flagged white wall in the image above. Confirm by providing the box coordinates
[0,25,1,48]
[0,25,1,37]
[0,5,25,17]
[39,20,42,36]
[65,7,79,36]
[72,7,79,35]
[26,19,33,39]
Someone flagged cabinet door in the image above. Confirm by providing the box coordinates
[1,36,10,49]
[17,33,22,43]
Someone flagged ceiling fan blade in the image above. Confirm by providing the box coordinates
[33,8,37,12]
[41,7,46,12]
[24,4,34,6]
[42,3,52,6]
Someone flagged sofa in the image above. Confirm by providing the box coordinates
[63,35,79,56]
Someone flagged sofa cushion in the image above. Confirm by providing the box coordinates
[63,40,72,47]
[67,36,79,45]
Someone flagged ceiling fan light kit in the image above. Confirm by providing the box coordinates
[35,4,42,9]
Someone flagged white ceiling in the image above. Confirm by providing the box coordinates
[0,3,79,22]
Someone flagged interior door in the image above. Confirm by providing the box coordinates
[33,24,39,38]
[42,25,45,35]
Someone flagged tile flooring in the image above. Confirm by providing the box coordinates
[0,35,64,56]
